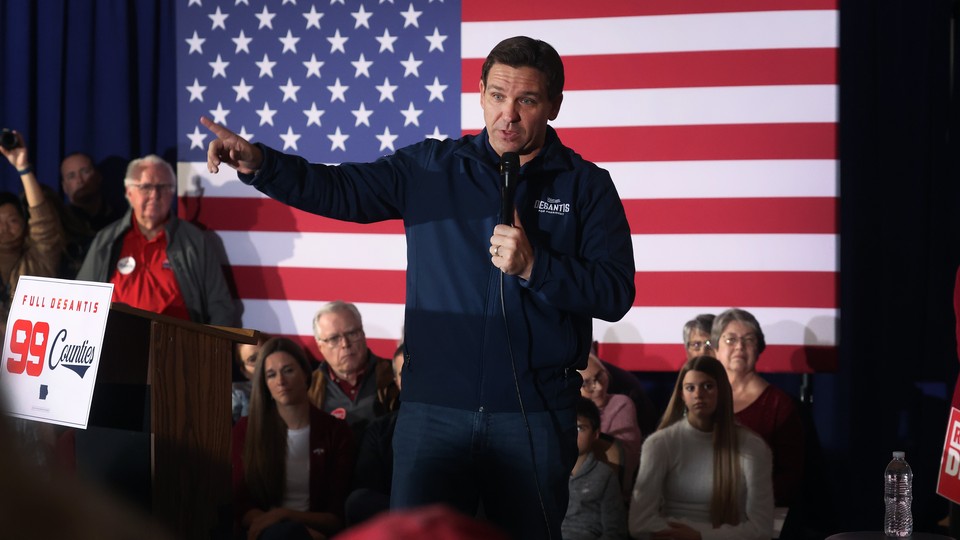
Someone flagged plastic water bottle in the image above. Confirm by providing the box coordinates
[883,450,913,537]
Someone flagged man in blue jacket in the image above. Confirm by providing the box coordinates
[202,36,636,540]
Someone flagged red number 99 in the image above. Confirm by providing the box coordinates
[6,319,50,377]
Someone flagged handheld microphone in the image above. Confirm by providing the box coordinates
[499,152,520,225]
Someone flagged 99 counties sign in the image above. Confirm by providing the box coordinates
[0,276,113,429]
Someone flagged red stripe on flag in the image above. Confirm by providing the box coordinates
[180,197,405,233]
[463,49,837,91]
[634,271,837,308]
[230,266,407,303]
[597,343,838,373]
[228,266,836,309]
[624,198,837,234]
[189,196,836,235]
[545,124,838,162]
[463,0,837,21]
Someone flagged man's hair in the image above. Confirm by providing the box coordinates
[481,36,565,100]
[682,313,716,346]
[312,300,364,340]
[575,396,601,432]
[60,152,95,175]
[123,154,175,187]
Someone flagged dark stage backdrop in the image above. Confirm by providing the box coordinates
[1,0,959,533]
[0,0,177,203]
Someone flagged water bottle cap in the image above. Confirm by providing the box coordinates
[892,451,905,459]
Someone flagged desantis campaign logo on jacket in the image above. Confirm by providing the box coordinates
[534,197,571,216]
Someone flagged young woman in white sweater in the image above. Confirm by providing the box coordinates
[628,356,773,540]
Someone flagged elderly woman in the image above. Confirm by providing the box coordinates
[579,353,642,492]
[233,337,355,540]
[628,356,773,540]
[0,130,64,301]
[712,308,804,508]
[682,314,716,360]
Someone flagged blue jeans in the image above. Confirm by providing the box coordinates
[391,402,577,540]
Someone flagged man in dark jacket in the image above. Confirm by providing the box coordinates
[202,36,636,539]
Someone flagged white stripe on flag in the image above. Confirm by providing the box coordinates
[462,85,838,130]
[461,11,839,58]
[216,231,834,272]
[594,305,839,346]
[181,160,839,200]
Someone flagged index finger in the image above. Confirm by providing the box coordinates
[199,115,233,139]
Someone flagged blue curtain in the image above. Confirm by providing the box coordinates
[0,0,177,203]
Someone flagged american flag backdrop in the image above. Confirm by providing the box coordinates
[175,0,839,372]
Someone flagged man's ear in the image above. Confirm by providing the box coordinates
[548,93,563,121]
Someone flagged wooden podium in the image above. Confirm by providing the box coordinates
[73,304,256,540]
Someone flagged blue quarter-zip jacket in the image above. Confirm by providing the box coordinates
[241,127,635,413]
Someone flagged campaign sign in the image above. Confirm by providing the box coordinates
[0,276,113,429]
[937,407,960,504]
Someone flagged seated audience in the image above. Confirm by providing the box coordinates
[628,356,773,539]
[57,152,124,277]
[579,353,642,493]
[0,129,65,301]
[344,344,404,525]
[232,337,355,540]
[683,314,716,360]
[309,301,399,438]
[76,154,236,326]
[562,396,627,540]
[712,308,804,507]
[233,332,270,424]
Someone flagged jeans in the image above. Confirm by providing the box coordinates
[391,401,577,540]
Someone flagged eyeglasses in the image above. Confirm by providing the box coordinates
[581,372,606,389]
[317,329,364,347]
[686,340,712,352]
[721,334,759,348]
[130,183,174,195]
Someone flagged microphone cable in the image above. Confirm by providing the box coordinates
[498,231,553,540]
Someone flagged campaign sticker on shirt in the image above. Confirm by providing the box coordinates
[116,256,136,275]
[161,259,172,270]
[330,407,347,420]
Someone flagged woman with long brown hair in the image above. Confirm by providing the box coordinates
[628,356,773,539]
[233,337,354,540]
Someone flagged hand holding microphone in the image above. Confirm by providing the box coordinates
[490,152,533,280]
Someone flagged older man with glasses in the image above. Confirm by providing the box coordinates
[309,300,399,439]
[76,154,236,326]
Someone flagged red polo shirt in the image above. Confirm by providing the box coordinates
[109,217,190,321]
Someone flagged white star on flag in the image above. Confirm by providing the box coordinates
[303,102,325,127]
[352,102,374,126]
[186,78,206,102]
[187,126,208,149]
[425,27,447,52]
[186,31,206,54]
[303,54,324,78]
[376,126,398,151]
[255,6,276,29]
[279,30,300,53]
[209,102,231,124]
[279,78,301,102]
[400,52,422,77]
[256,102,277,126]
[279,126,301,150]
[232,78,253,102]
[328,126,349,151]
[232,29,252,53]
[303,5,323,29]
[209,7,228,30]
[400,102,422,126]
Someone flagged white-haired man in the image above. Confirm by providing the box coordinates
[77,154,236,326]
